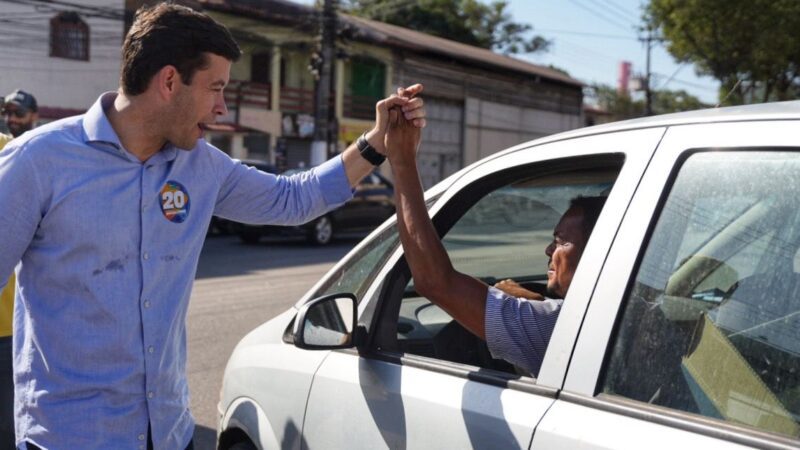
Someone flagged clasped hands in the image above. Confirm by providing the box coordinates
[365,84,426,163]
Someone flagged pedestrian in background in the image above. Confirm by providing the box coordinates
[0,89,38,450]
[2,90,38,138]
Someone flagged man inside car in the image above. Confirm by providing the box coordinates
[385,94,605,376]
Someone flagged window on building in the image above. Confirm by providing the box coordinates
[50,12,89,61]
[250,52,271,85]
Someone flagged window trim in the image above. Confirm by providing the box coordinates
[339,347,559,398]
[562,392,800,450]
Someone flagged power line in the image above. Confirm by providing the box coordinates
[556,39,621,64]
[655,63,686,90]
[537,28,637,41]
[568,0,635,33]
[584,0,638,26]
[606,0,642,23]
[653,72,716,91]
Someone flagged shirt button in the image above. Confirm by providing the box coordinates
[138,434,145,441]
[148,391,154,399]
[143,252,149,260]
[148,346,154,354]
[143,300,151,308]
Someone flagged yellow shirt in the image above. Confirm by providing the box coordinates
[0,133,14,337]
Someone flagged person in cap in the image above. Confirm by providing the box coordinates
[0,100,12,450]
[1,90,38,138]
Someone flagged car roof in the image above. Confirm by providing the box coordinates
[517,100,800,152]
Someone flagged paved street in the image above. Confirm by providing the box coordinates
[187,234,357,449]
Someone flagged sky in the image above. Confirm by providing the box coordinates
[295,0,721,105]
[507,0,720,104]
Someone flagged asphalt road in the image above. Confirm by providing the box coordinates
[187,234,357,449]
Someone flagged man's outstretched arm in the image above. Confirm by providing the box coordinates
[386,89,489,339]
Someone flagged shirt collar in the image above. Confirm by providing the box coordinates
[82,92,179,165]
[82,92,124,149]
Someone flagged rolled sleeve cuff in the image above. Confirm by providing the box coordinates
[484,286,563,377]
[314,155,353,208]
[485,287,516,365]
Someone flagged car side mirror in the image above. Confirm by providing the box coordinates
[293,293,357,350]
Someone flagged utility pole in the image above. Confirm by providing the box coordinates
[311,0,337,166]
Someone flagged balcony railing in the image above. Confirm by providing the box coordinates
[223,81,377,120]
[224,80,271,110]
[280,86,315,114]
[344,94,381,120]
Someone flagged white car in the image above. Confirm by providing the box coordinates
[217,101,800,450]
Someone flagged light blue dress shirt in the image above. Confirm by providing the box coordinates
[0,93,352,450]
[484,286,563,377]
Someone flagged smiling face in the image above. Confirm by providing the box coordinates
[545,206,589,299]
[165,52,230,150]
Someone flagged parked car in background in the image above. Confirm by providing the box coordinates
[217,101,800,450]
[232,170,395,245]
[208,159,279,235]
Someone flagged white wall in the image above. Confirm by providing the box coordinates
[464,97,582,164]
[0,1,123,112]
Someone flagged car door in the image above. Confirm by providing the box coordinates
[533,119,800,449]
[300,129,664,449]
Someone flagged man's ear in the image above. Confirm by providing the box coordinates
[153,65,181,99]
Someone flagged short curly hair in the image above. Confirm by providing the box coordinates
[121,3,241,96]
[569,195,607,238]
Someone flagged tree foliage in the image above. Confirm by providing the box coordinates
[590,84,709,120]
[344,0,550,54]
[647,0,800,104]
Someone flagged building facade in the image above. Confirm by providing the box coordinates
[196,0,584,186]
[0,1,124,126]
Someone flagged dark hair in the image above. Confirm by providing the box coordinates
[121,3,241,96]
[569,195,608,239]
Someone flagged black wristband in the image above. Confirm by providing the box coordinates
[356,132,386,166]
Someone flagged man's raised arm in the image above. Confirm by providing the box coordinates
[385,87,490,339]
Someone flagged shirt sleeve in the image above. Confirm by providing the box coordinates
[210,147,353,226]
[484,286,563,377]
[0,142,43,288]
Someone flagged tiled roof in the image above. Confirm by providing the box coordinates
[340,14,582,87]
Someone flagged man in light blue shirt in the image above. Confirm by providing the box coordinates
[0,4,426,450]
[383,106,605,377]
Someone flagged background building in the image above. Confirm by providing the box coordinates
[0,1,124,129]
[193,0,584,187]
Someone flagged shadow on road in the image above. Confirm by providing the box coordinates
[193,425,217,450]
[196,236,360,279]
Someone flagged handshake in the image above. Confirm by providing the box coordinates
[364,84,427,165]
